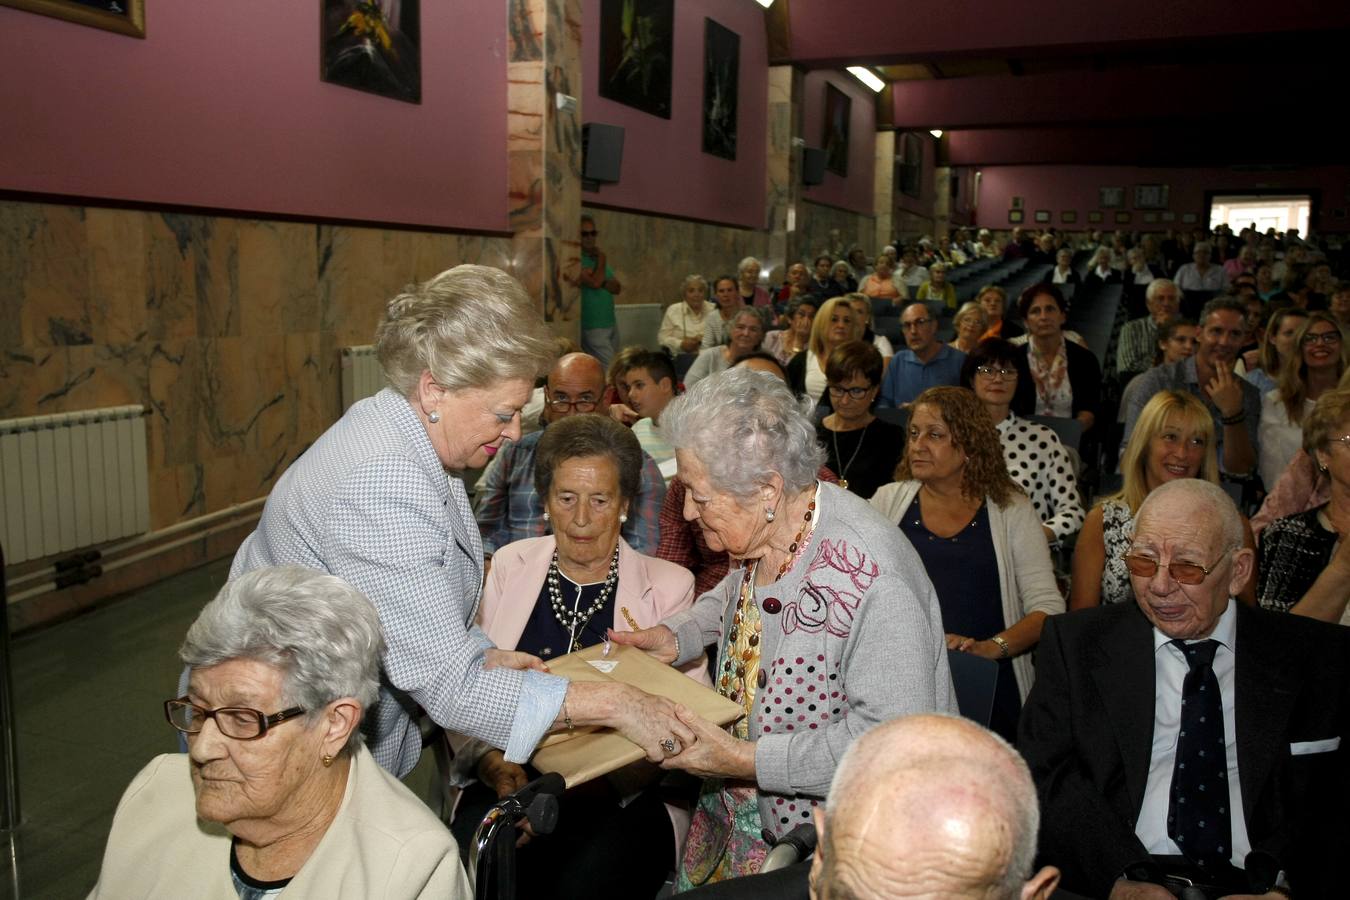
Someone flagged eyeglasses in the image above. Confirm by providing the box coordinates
[580,229,598,236]
[975,365,1017,380]
[548,396,598,412]
[1120,550,1231,585]
[902,318,933,330]
[827,384,873,399]
[164,697,306,741]
[1301,331,1342,346]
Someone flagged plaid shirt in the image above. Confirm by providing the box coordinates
[473,428,665,555]
[656,465,839,596]
[1114,316,1159,377]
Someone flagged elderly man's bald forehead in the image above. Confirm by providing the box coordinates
[549,353,605,391]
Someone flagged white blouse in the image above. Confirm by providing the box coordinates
[1258,390,1313,491]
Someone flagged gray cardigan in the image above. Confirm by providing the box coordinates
[869,480,1065,700]
[662,481,956,839]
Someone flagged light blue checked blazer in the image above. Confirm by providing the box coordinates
[231,388,567,778]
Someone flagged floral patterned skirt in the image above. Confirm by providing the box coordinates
[675,779,765,890]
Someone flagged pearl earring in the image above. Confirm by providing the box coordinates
[543,511,550,521]
[428,411,441,424]
[619,514,628,523]
[765,509,775,523]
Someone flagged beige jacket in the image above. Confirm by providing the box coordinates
[870,481,1064,700]
[89,744,468,899]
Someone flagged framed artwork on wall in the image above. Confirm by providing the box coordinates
[1008,209,1025,224]
[321,0,421,103]
[1099,187,1125,209]
[1181,212,1198,224]
[823,82,851,176]
[701,19,739,160]
[1134,184,1169,209]
[1,0,144,36]
[598,0,674,118]
[1087,211,1104,224]
[1160,211,1177,222]
[1060,210,1078,224]
[1115,211,1132,224]
[1011,196,1024,209]
[896,132,922,199]
[1142,211,1159,224]
[1034,210,1051,224]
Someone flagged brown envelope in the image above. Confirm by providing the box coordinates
[530,643,743,787]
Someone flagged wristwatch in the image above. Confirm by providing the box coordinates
[990,635,1011,658]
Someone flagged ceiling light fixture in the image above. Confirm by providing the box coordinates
[930,129,944,139]
[846,66,885,93]
[755,0,774,9]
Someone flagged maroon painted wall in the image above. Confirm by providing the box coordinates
[581,0,767,229]
[800,71,874,215]
[975,165,1350,233]
[0,2,508,231]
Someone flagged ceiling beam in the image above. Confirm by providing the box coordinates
[947,125,1339,167]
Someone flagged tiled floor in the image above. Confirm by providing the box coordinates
[0,559,440,899]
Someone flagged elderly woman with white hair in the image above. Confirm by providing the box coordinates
[685,308,766,388]
[93,566,470,898]
[611,367,956,888]
[659,273,712,356]
[230,265,692,783]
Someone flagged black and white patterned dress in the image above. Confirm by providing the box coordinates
[1257,506,1338,613]
[1099,500,1135,605]
[996,413,1086,542]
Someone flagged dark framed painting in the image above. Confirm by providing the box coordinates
[1181,212,1199,224]
[1087,210,1104,224]
[701,19,738,160]
[1008,209,1025,224]
[598,0,674,119]
[823,82,851,177]
[1060,210,1078,224]
[1114,211,1133,224]
[1034,209,1051,224]
[1160,211,1177,223]
[1099,186,1125,209]
[1010,196,1024,209]
[321,1,421,103]
[896,132,922,199]
[1,0,144,36]
[1134,184,1169,209]
[1142,211,1159,224]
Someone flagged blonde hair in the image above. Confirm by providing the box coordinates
[953,301,988,333]
[375,265,555,396]
[1111,390,1219,514]
[1276,312,1348,423]
[1303,385,1350,457]
[809,297,856,357]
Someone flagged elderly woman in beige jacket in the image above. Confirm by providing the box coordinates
[870,386,1063,742]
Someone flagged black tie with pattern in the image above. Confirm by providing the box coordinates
[1168,638,1232,869]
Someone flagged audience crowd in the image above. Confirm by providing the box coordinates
[95,223,1349,899]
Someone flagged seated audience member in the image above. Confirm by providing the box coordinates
[816,341,905,500]
[950,301,989,355]
[736,256,772,310]
[846,245,870,283]
[603,345,645,424]
[978,285,1025,341]
[455,416,706,899]
[93,566,469,898]
[474,352,665,556]
[776,261,819,305]
[1257,386,1350,624]
[656,354,838,596]
[687,308,767,389]
[915,261,958,311]
[827,259,856,298]
[762,297,817,367]
[1117,319,1198,422]
[1174,241,1230,293]
[974,227,1000,259]
[871,387,1063,741]
[844,293,894,361]
[1255,262,1280,301]
[659,274,712,356]
[1266,267,1317,314]
[1116,279,1183,378]
[1123,245,1161,297]
[704,275,747,349]
[1242,307,1309,395]
[1224,244,1257,281]
[1258,312,1347,489]
[1084,247,1120,286]
[1028,232,1057,265]
[896,247,929,291]
[1123,297,1260,477]
[809,255,837,297]
[1016,284,1101,432]
[787,296,856,404]
[1073,390,1257,610]
[619,350,680,466]
[1328,282,1350,329]
[857,253,905,304]
[962,340,1086,544]
[1020,478,1349,899]
[1050,247,1080,285]
[879,301,966,408]
[678,714,1060,900]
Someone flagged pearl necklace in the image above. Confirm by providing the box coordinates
[547,545,620,652]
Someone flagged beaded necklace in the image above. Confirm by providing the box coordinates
[547,545,620,652]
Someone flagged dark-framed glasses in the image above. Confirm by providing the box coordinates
[975,365,1017,380]
[902,317,933,330]
[1301,330,1342,346]
[1120,551,1230,586]
[827,384,873,400]
[548,396,598,412]
[164,697,306,741]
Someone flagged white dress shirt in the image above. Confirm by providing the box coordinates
[1136,601,1251,868]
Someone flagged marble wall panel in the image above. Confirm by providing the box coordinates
[796,201,875,268]
[19,205,92,348]
[87,207,148,345]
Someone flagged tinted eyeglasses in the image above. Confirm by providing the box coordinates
[164,697,306,741]
[1120,550,1230,585]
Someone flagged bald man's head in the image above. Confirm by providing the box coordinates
[543,353,607,423]
[811,715,1058,900]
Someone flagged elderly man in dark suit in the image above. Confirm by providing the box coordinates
[1020,478,1348,899]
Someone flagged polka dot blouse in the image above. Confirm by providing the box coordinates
[995,413,1086,542]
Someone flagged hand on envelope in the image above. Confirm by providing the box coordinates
[659,704,756,780]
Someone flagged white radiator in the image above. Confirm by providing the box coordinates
[340,345,386,411]
[0,405,150,565]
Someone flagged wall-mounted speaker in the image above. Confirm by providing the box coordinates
[582,123,624,187]
[802,148,826,186]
